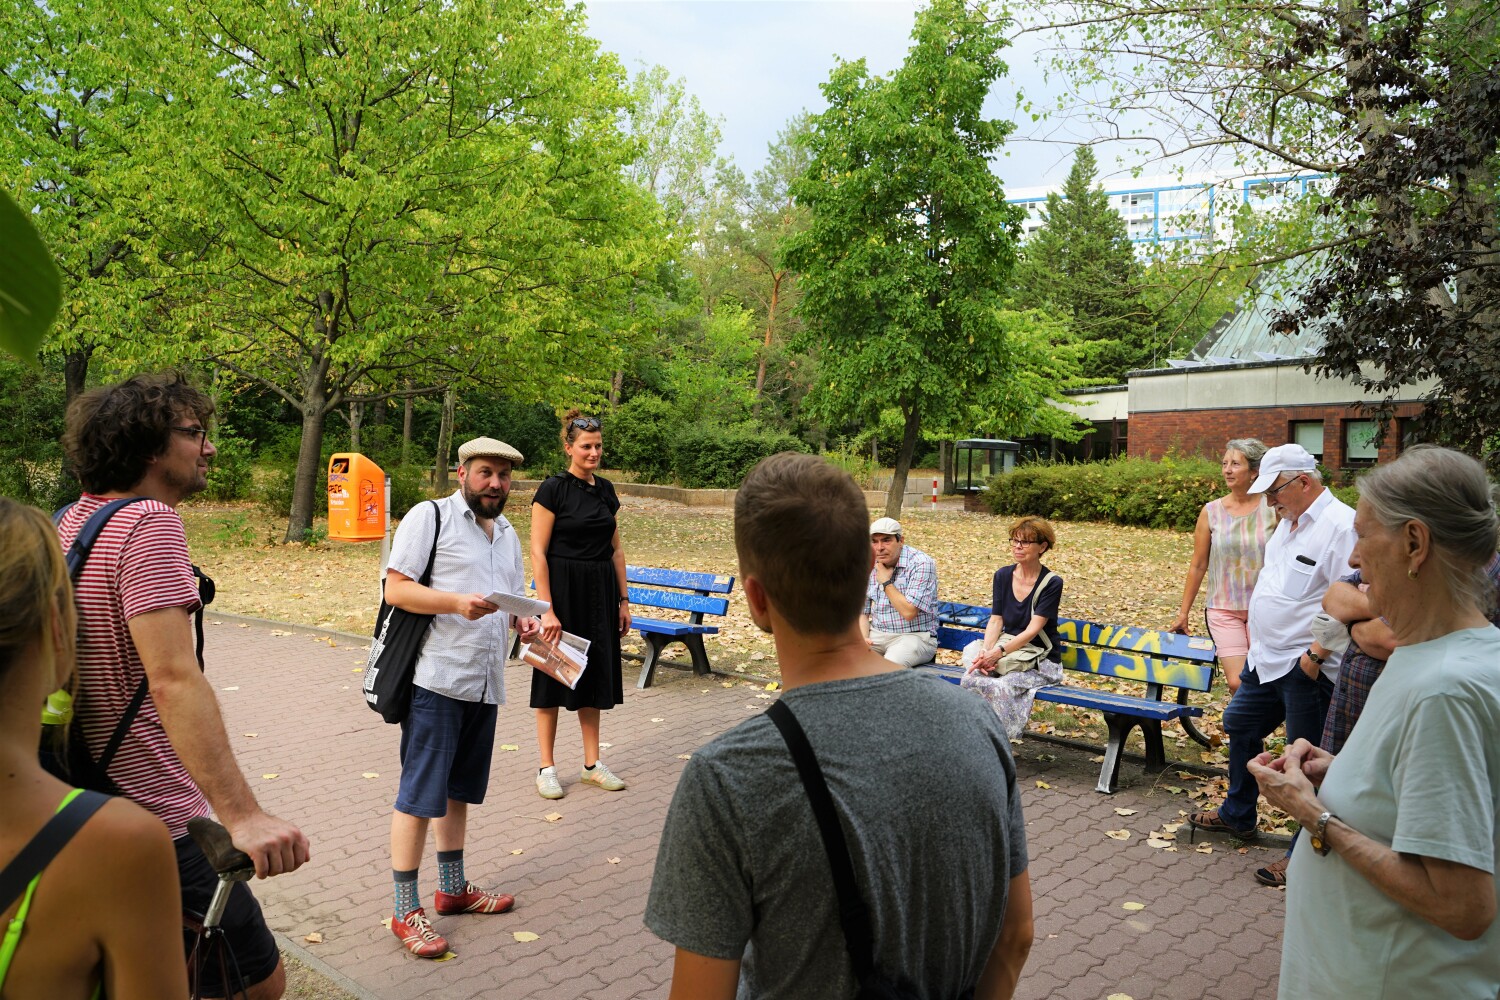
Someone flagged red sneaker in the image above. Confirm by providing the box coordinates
[435,882,515,915]
[391,907,449,959]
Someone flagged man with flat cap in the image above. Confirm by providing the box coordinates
[384,436,540,958]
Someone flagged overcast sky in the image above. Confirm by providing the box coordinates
[579,0,1140,192]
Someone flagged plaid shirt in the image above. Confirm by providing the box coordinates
[865,544,938,634]
[1322,554,1500,753]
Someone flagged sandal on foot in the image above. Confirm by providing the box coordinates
[1188,809,1258,841]
[1254,855,1290,887]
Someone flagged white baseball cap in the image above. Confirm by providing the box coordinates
[870,517,903,538]
[1249,443,1317,494]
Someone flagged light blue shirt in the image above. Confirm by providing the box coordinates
[385,490,524,705]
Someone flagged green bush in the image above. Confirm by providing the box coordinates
[981,457,1225,531]
[669,423,810,489]
[389,464,430,518]
[822,449,879,489]
[204,436,254,501]
[609,393,676,482]
[255,465,297,519]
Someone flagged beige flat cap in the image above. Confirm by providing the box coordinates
[457,437,524,465]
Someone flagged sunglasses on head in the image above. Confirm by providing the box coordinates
[570,416,601,432]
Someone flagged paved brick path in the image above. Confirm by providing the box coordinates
[206,618,1286,1000]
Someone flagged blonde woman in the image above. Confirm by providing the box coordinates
[0,499,187,999]
[1169,438,1278,693]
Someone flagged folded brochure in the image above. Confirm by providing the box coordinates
[485,591,550,618]
[520,633,589,690]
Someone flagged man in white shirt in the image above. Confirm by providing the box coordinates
[383,437,540,958]
[1190,443,1355,848]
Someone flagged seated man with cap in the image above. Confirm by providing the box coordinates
[861,517,940,667]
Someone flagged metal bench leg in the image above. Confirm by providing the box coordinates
[685,635,712,677]
[1096,714,1135,794]
[636,634,669,689]
[1141,722,1169,773]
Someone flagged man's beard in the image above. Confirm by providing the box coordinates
[463,484,508,519]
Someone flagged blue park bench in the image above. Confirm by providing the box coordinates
[925,601,1218,793]
[627,565,735,690]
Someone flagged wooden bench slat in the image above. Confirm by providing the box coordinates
[1057,618,1217,664]
[1034,686,1203,719]
[1060,647,1215,693]
[633,616,719,637]
[627,565,735,594]
[626,586,730,617]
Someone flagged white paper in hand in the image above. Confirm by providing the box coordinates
[486,591,550,618]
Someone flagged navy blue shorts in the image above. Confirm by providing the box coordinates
[177,834,280,995]
[395,686,498,818]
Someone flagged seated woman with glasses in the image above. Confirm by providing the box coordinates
[959,516,1065,737]
[0,498,187,999]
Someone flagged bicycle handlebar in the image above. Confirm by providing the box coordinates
[186,817,255,881]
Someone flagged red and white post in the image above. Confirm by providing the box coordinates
[931,478,939,508]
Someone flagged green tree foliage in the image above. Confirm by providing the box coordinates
[1012,147,1156,382]
[1029,0,1500,461]
[121,0,665,539]
[784,0,1080,516]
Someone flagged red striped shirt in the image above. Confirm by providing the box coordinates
[58,494,209,839]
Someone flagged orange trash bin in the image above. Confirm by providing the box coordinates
[327,453,386,542]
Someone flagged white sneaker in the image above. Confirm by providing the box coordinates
[580,760,626,791]
[536,766,563,799]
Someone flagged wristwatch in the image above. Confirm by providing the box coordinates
[1311,810,1336,855]
[1305,648,1326,666]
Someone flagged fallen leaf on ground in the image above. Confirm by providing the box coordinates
[513,931,540,943]
[351,667,363,673]
[1146,838,1175,849]
[1196,844,1213,854]
[1091,755,1106,763]
[600,742,613,749]
[361,772,379,779]
[721,681,734,688]
[1108,994,1135,1000]
[755,693,771,700]
[1121,902,1145,912]
[651,718,665,723]
[1164,786,1183,794]
[544,812,562,823]
[1037,753,1056,761]
[1161,822,1183,834]
[676,754,692,760]
[304,932,323,944]
[608,857,621,864]
[499,744,520,751]
[243,733,257,738]
[261,773,278,780]
[1113,808,1137,816]
[222,686,240,691]
[1035,780,1051,789]
[765,681,779,690]
[1150,830,1176,841]
[510,849,523,855]
[1105,829,1131,840]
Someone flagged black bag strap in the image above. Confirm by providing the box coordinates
[0,790,111,913]
[419,501,441,586]
[765,699,879,987]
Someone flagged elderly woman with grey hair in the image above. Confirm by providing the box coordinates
[1248,445,1500,998]
[1168,437,1278,692]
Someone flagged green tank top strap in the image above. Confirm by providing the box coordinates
[0,788,105,999]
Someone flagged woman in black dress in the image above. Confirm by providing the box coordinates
[530,411,630,799]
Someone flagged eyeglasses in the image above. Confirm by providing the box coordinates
[1264,474,1305,500]
[171,426,210,452]
[1009,537,1040,547]
[569,417,601,432]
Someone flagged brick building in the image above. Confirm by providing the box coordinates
[1051,269,1434,474]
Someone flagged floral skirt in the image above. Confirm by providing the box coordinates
[958,638,1063,738]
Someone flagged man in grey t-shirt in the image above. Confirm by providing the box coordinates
[645,453,1033,999]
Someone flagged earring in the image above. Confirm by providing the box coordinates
[1407,568,1418,580]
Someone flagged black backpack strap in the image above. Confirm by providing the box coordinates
[0,790,111,914]
[765,699,879,987]
[52,496,157,779]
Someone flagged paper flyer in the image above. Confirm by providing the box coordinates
[520,636,589,690]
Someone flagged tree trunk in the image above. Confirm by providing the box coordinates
[752,272,782,419]
[433,387,456,492]
[940,439,954,494]
[885,407,922,519]
[609,368,623,409]
[63,347,91,405]
[402,391,414,465]
[348,401,363,453]
[285,403,328,542]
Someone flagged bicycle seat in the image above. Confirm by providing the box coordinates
[187,817,256,881]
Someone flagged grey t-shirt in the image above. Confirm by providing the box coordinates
[645,669,1028,999]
